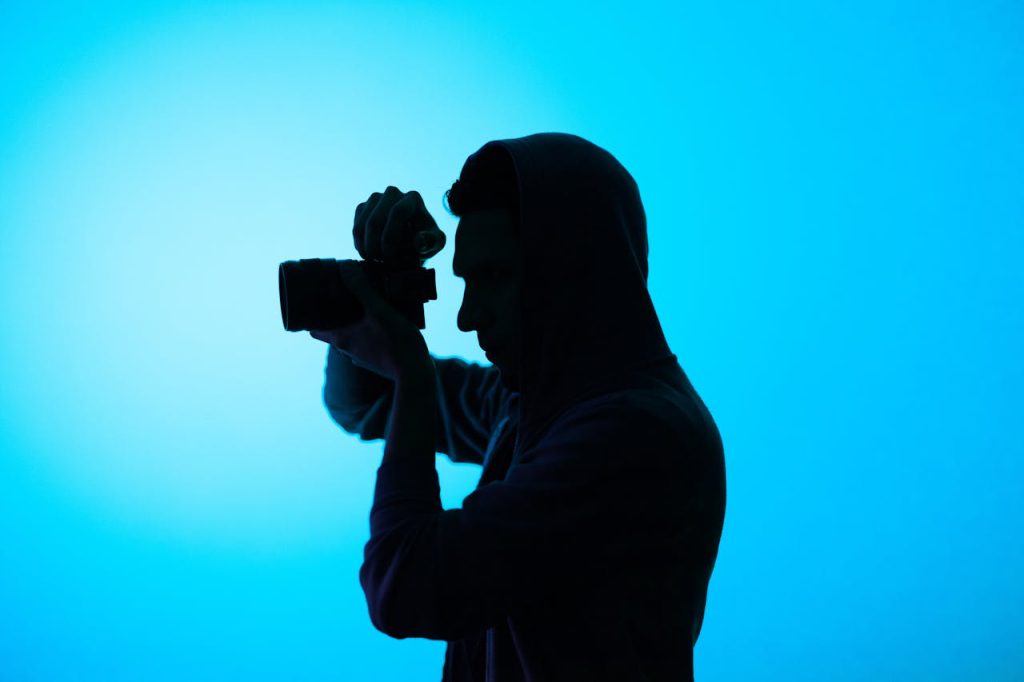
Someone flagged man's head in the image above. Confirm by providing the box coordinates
[445,146,523,390]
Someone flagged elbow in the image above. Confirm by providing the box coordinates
[330,412,367,439]
[365,597,409,640]
[360,576,494,642]
[359,555,463,641]
[364,596,466,642]
[324,393,390,442]
[358,546,413,639]
[359,575,423,640]
[325,403,383,441]
[357,517,492,641]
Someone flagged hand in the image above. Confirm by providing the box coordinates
[353,186,446,266]
[309,261,433,382]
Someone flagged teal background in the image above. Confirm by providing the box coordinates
[1,1,1021,680]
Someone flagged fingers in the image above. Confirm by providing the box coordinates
[353,187,442,264]
[353,192,381,259]
[362,186,402,261]
[381,193,423,265]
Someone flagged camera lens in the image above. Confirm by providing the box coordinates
[278,259,362,332]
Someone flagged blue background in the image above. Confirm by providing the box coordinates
[1,1,1021,680]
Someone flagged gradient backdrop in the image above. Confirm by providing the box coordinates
[1,1,1021,680]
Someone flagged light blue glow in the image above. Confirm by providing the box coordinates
[1,1,1021,679]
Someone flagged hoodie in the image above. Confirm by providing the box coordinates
[322,133,726,681]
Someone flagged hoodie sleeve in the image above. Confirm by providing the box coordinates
[358,400,696,641]
[322,346,510,465]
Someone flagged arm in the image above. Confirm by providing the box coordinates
[359,400,701,641]
[322,345,511,465]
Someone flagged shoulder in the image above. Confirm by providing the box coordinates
[554,386,706,444]
[520,387,705,474]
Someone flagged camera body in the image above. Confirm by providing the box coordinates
[278,258,437,331]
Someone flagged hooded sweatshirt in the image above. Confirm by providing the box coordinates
[322,133,726,681]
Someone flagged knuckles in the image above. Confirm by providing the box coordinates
[355,186,433,260]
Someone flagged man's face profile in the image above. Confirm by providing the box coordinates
[452,207,522,390]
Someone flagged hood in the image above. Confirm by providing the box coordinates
[463,133,677,446]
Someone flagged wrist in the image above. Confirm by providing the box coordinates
[394,355,436,392]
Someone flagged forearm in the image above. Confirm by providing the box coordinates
[369,356,442,537]
[384,357,439,465]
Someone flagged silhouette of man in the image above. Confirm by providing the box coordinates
[310,133,726,681]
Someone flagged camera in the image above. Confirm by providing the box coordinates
[278,231,443,332]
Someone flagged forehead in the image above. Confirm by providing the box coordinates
[453,208,519,275]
